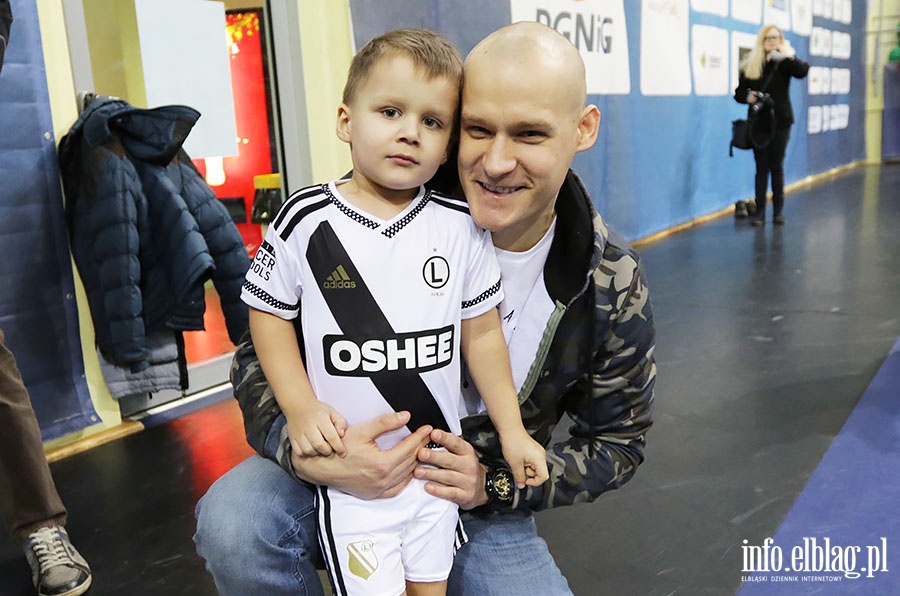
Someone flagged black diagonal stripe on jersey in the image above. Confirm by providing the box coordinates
[307,220,451,433]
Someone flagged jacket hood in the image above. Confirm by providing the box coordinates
[75,97,200,165]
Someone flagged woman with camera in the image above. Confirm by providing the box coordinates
[735,24,809,226]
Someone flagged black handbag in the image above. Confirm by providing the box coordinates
[730,119,753,156]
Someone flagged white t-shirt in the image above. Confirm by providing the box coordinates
[242,181,503,449]
[462,218,557,415]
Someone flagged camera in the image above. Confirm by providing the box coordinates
[751,92,774,113]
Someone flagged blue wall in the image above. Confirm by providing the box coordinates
[348,0,866,240]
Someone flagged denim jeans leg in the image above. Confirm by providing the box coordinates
[448,512,572,596]
[194,455,324,596]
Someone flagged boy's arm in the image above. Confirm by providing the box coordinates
[461,309,548,487]
[249,308,346,456]
[249,308,313,418]
[459,309,521,437]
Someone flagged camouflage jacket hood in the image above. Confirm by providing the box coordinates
[231,169,655,513]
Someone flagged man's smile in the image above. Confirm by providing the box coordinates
[479,181,522,195]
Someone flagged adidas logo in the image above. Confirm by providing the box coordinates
[322,265,357,289]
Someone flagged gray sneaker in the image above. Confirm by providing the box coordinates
[23,526,92,596]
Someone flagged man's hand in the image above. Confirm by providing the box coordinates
[415,429,489,510]
[291,411,432,500]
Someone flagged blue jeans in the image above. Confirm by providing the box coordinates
[194,452,571,595]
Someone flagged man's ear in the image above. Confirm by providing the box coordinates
[336,104,352,143]
[575,105,601,153]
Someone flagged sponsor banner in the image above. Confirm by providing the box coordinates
[510,0,631,95]
[810,26,833,57]
[807,66,831,95]
[813,0,834,20]
[764,0,791,32]
[832,0,851,24]
[691,25,730,96]
[690,0,727,16]
[640,0,691,96]
[792,0,814,36]
[830,68,851,95]
[808,104,850,133]
[831,30,852,59]
[807,67,850,96]
[732,0,762,25]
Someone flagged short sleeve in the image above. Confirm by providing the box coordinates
[461,225,503,319]
[241,226,302,320]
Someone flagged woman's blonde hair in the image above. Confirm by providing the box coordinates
[741,25,783,80]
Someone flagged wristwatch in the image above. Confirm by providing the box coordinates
[484,462,515,510]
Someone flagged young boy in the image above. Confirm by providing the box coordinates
[241,29,548,596]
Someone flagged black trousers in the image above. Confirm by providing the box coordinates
[752,127,791,218]
[0,329,67,542]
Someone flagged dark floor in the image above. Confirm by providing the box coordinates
[2,164,899,596]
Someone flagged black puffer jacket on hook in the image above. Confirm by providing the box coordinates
[59,98,249,372]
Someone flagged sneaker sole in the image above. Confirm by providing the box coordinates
[40,575,92,596]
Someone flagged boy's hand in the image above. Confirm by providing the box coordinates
[286,401,348,457]
[500,430,549,489]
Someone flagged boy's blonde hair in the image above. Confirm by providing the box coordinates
[342,29,463,105]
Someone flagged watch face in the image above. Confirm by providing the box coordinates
[493,469,513,501]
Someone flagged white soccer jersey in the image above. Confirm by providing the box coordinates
[242,181,502,449]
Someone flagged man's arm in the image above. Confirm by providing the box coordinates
[526,246,655,511]
[230,327,432,499]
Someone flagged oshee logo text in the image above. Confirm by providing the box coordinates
[324,325,454,376]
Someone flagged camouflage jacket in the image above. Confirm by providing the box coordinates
[231,169,655,514]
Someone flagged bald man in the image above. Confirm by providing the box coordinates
[195,22,655,596]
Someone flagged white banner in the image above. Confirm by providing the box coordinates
[691,25,730,96]
[813,0,834,19]
[810,27,833,57]
[808,105,823,133]
[640,0,691,95]
[832,0,851,24]
[764,0,792,32]
[810,66,831,94]
[510,0,631,95]
[830,68,851,94]
[732,0,762,24]
[690,0,728,16]
[831,31,852,60]
[791,0,813,36]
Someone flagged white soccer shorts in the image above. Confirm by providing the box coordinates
[316,477,467,595]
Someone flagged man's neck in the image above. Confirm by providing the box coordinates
[492,207,557,252]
